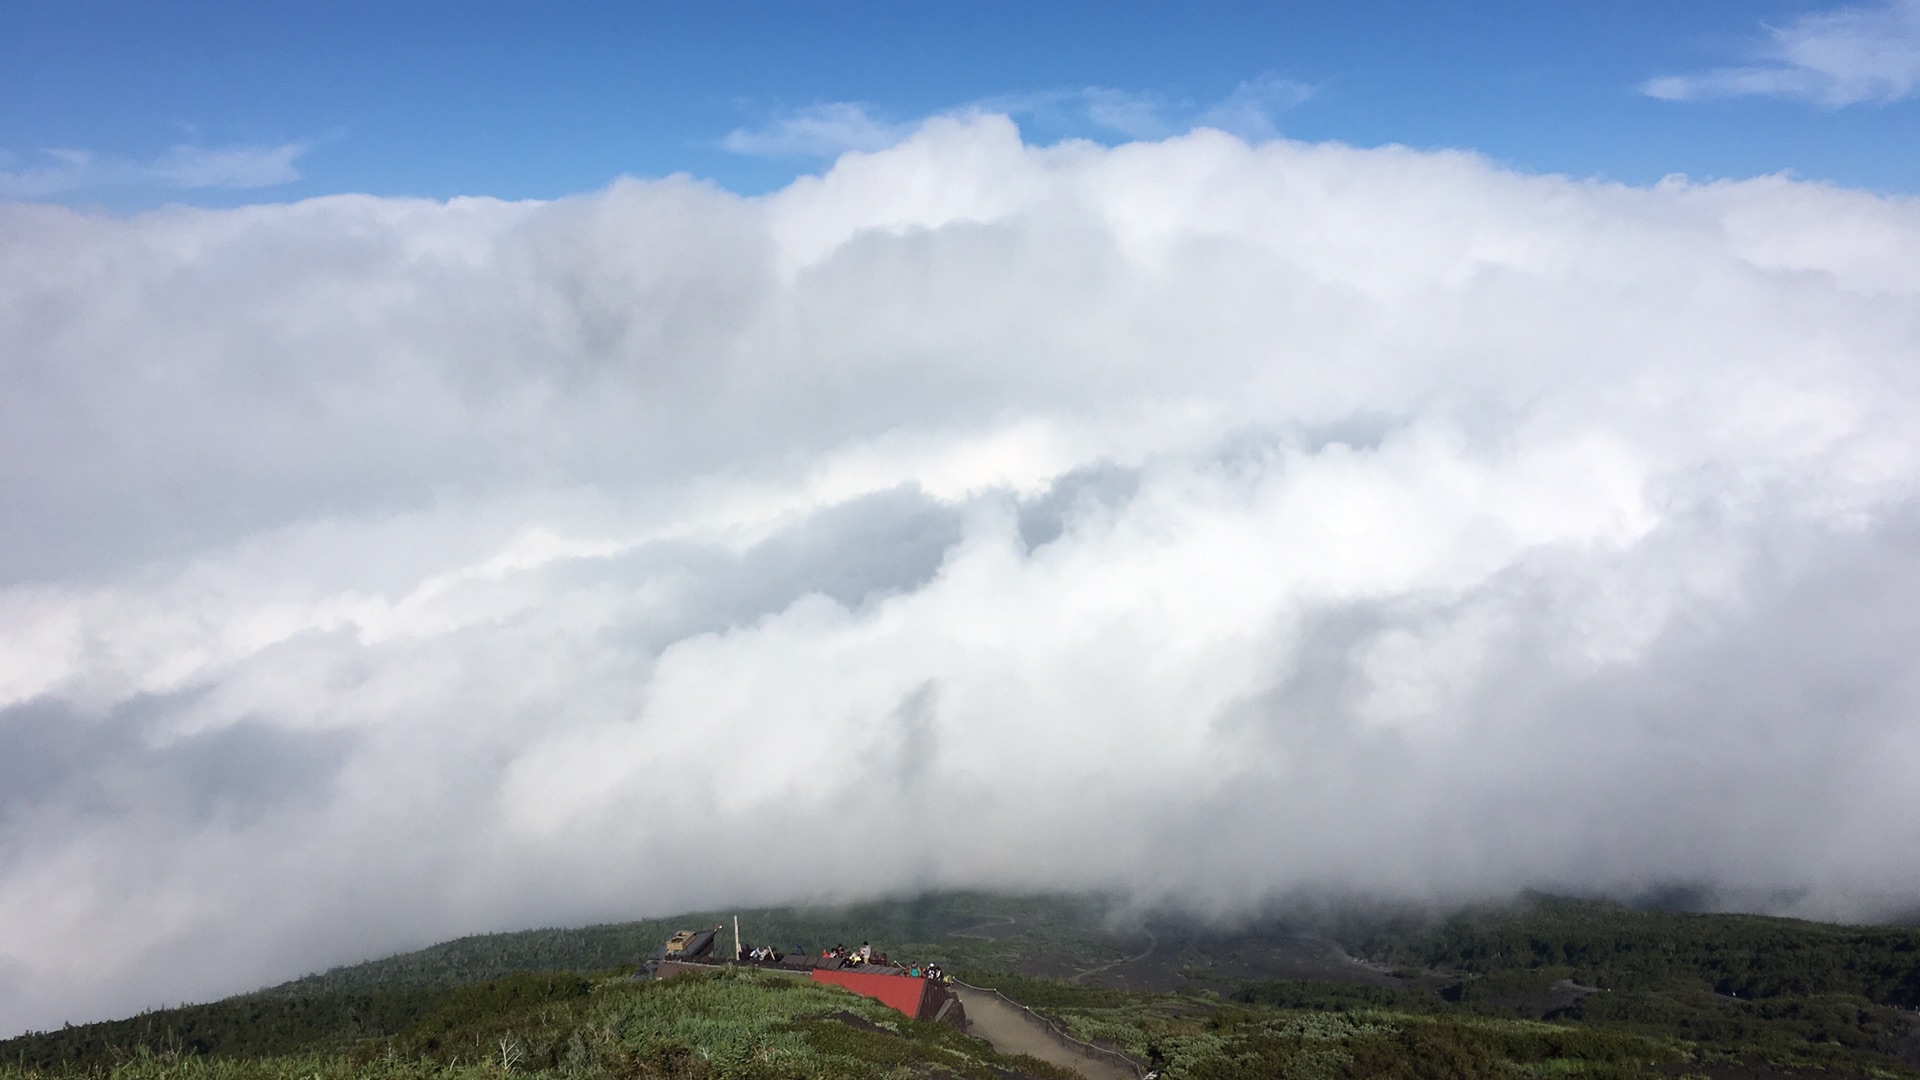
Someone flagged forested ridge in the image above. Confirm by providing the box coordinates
[1344,896,1920,1002]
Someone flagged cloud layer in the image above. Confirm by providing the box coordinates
[1646,0,1920,106]
[723,74,1313,159]
[0,142,307,200]
[4,116,1920,1036]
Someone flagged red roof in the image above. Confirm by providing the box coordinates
[809,967,941,1019]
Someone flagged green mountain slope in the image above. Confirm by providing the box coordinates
[267,892,1107,996]
[6,892,1920,1078]
[4,968,1079,1080]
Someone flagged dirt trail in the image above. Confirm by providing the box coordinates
[952,984,1138,1080]
[949,914,1018,940]
[1071,929,1158,984]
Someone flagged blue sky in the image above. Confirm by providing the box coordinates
[3,0,1917,207]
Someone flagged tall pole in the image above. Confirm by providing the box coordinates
[733,915,741,961]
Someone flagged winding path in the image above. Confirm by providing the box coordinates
[1070,928,1158,984]
[951,983,1141,1080]
[949,914,1018,940]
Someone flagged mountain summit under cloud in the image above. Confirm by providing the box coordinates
[3,115,1919,1038]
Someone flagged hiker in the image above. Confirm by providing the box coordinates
[859,942,872,962]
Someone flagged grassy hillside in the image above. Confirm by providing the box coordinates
[1340,895,1920,1004]
[1321,895,1920,1076]
[959,975,1690,1079]
[13,963,1892,1080]
[7,892,1920,1077]
[268,892,1108,996]
[1,968,1078,1080]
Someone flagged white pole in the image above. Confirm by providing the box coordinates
[734,915,742,961]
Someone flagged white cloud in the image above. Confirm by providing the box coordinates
[721,102,917,158]
[996,74,1314,142]
[0,141,309,199]
[976,86,1186,140]
[1076,87,1183,139]
[729,75,1314,159]
[0,149,103,200]
[1195,73,1317,140]
[3,116,1920,1036]
[1645,0,1920,106]
[148,143,306,189]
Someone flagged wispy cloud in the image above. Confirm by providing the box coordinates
[721,103,917,158]
[0,141,308,200]
[1076,87,1182,139]
[149,142,306,188]
[978,87,1186,140]
[724,74,1315,159]
[1194,73,1317,140]
[1645,0,1920,106]
[987,73,1315,142]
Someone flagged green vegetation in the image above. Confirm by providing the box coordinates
[1097,1006,1678,1080]
[3,968,1076,1080]
[268,892,1105,997]
[1326,894,1920,1075]
[0,967,1696,1080]
[0,989,447,1066]
[958,972,1682,1078]
[6,892,1919,1077]
[1341,895,1920,1004]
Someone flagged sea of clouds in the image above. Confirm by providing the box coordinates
[3,114,1920,1035]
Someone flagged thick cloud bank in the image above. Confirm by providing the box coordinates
[4,115,1920,1034]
